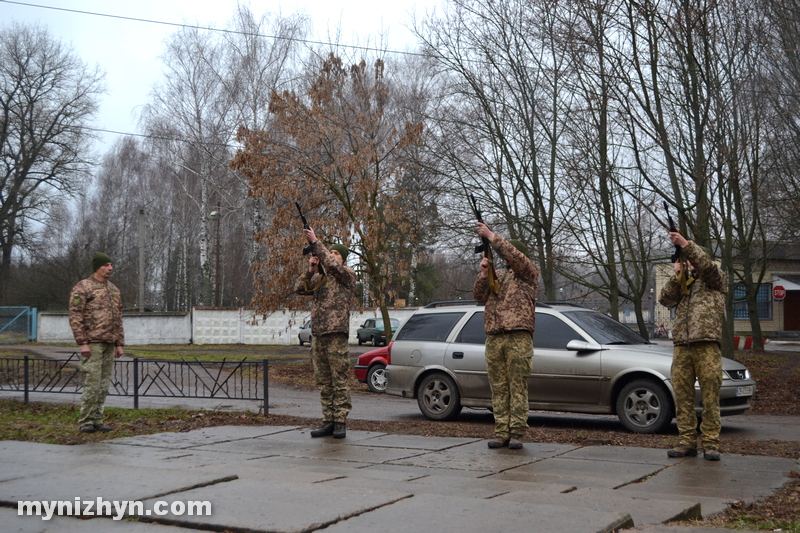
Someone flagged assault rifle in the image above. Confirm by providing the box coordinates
[295,202,325,278]
[663,201,693,294]
[662,201,681,263]
[469,194,499,295]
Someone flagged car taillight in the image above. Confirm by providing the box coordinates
[386,341,392,364]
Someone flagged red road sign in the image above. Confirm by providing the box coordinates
[773,285,786,301]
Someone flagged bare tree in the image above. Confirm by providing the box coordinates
[0,23,104,303]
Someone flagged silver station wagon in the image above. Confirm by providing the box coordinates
[384,303,756,433]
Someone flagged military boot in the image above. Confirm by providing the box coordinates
[667,445,698,458]
[333,422,346,439]
[703,448,720,461]
[487,436,508,449]
[310,422,334,438]
[508,435,524,450]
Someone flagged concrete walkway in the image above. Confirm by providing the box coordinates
[2,425,797,533]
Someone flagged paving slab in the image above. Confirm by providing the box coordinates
[491,456,665,488]
[0,463,237,507]
[561,445,676,466]
[385,439,577,472]
[498,486,703,526]
[2,507,181,533]
[352,434,482,450]
[107,425,298,449]
[138,477,413,531]
[322,493,634,533]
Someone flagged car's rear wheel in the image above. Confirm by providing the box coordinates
[417,373,462,421]
[616,378,673,434]
[367,364,387,393]
[372,335,381,347]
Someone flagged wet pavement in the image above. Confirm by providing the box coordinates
[2,343,798,532]
[2,425,797,533]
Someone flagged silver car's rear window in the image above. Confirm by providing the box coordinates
[563,310,647,345]
[394,312,465,342]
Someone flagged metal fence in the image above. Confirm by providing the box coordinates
[0,307,37,344]
[0,355,269,414]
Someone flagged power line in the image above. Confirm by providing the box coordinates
[0,0,428,58]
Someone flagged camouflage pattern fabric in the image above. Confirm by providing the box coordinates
[485,331,533,438]
[474,234,539,335]
[311,333,352,423]
[78,342,115,428]
[294,241,357,337]
[68,276,125,346]
[671,342,723,450]
[659,241,727,345]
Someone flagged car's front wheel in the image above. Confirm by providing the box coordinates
[357,336,363,346]
[366,364,387,393]
[298,336,304,346]
[417,373,462,421]
[615,378,673,434]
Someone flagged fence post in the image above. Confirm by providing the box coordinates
[24,355,29,403]
[264,359,269,416]
[133,357,139,410]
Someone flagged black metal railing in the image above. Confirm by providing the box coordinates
[0,355,269,414]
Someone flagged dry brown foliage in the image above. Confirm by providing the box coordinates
[230,54,425,327]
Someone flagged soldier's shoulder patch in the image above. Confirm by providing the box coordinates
[71,293,82,306]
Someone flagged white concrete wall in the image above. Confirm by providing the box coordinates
[36,312,191,344]
[38,308,423,346]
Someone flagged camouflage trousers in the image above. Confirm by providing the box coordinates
[78,343,115,428]
[672,341,723,450]
[311,333,352,423]
[486,331,533,439]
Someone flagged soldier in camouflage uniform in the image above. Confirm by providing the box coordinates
[659,232,727,461]
[474,222,539,449]
[68,252,125,433]
[295,227,356,439]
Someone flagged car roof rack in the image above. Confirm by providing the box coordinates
[535,302,552,308]
[538,301,586,308]
[423,300,478,308]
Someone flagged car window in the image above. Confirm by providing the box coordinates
[374,319,382,328]
[562,310,647,345]
[395,312,465,342]
[533,313,584,349]
[454,312,486,345]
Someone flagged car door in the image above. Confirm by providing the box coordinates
[530,312,602,405]
[444,311,490,401]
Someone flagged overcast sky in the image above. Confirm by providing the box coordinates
[1,0,439,152]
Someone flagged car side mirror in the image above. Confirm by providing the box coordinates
[566,340,602,352]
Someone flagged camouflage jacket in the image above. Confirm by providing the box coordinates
[68,276,125,346]
[474,234,539,335]
[659,241,727,346]
[294,241,356,336]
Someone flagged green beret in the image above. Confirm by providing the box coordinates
[92,252,112,272]
[329,244,349,262]
[507,239,528,257]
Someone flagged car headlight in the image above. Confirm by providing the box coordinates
[723,369,750,380]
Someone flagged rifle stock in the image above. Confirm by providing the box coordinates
[469,194,499,295]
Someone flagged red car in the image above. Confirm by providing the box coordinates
[354,346,389,393]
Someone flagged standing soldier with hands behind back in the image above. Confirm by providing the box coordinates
[295,227,356,439]
[659,231,727,461]
[473,222,539,450]
[69,252,125,434]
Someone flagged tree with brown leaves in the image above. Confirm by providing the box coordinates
[231,54,425,341]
